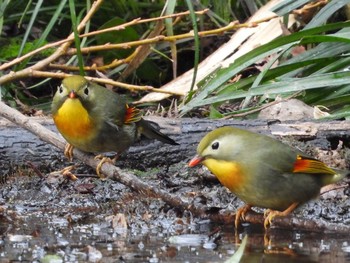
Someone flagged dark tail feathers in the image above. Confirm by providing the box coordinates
[138,119,178,145]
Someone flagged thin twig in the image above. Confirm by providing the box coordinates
[80,9,209,38]
[28,70,185,95]
[26,161,44,178]
[86,76,185,95]
[66,21,241,55]
[0,9,209,72]
[63,17,278,56]
[0,0,104,84]
[0,7,277,87]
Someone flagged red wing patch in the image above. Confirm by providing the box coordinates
[293,155,336,175]
[124,104,142,124]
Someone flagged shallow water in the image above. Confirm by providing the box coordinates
[0,170,349,262]
[1,209,350,263]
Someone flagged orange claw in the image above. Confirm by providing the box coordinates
[94,154,120,178]
[235,204,252,229]
[61,165,78,181]
[64,143,74,162]
[263,202,299,229]
[49,165,77,181]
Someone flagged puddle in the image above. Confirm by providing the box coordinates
[1,208,350,262]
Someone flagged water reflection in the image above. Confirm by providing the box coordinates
[0,210,350,262]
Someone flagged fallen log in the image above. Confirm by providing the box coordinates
[2,115,350,169]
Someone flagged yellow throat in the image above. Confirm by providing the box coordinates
[203,158,246,192]
[53,98,95,141]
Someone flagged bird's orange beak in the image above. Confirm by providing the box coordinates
[188,155,204,167]
[69,90,77,99]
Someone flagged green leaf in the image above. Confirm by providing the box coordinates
[321,106,350,120]
[224,235,248,263]
[271,0,310,15]
[184,0,200,100]
[96,17,139,62]
[304,0,350,29]
[181,21,350,114]
[18,0,43,57]
[194,71,350,107]
[209,105,224,119]
[69,0,84,75]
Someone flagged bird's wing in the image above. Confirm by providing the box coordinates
[124,104,142,124]
[292,155,336,175]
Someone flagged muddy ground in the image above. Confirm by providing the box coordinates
[1,152,350,262]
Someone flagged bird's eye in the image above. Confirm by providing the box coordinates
[84,87,89,96]
[58,85,63,93]
[211,141,219,150]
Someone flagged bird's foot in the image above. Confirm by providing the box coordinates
[94,155,118,178]
[64,143,74,162]
[263,202,299,229]
[263,209,275,229]
[235,204,252,229]
[49,165,78,181]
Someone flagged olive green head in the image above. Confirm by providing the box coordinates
[196,126,248,162]
[62,75,88,92]
[52,76,96,114]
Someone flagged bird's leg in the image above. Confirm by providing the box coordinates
[235,204,252,229]
[64,143,74,162]
[94,153,121,178]
[263,202,299,229]
[51,143,77,180]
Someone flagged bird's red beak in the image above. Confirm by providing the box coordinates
[188,155,204,167]
[69,90,77,99]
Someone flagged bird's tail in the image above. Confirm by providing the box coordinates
[329,168,350,184]
[137,119,178,145]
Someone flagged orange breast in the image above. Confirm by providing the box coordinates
[53,99,96,142]
[202,159,246,192]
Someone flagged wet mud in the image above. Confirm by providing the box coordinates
[0,156,350,262]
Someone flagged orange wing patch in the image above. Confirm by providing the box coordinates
[124,104,142,124]
[293,155,336,175]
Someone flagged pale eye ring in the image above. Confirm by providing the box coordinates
[58,85,63,93]
[212,141,219,150]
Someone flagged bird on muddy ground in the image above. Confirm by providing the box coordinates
[188,126,349,228]
[52,75,178,178]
